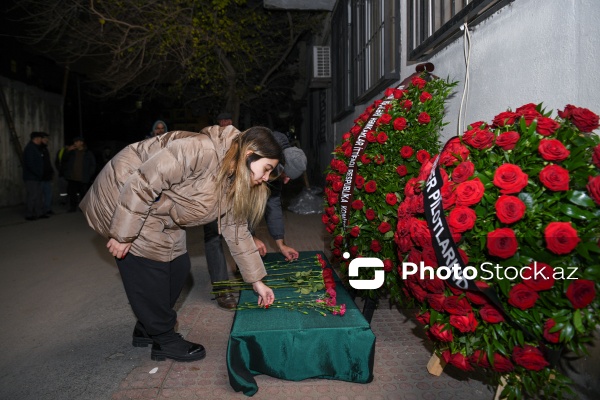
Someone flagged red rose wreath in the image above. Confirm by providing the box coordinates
[397,103,600,398]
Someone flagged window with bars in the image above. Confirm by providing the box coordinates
[408,0,513,61]
[332,0,400,120]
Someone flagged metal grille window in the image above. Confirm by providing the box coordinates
[408,0,513,61]
[352,0,400,103]
[332,1,353,119]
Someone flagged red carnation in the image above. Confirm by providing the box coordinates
[364,180,377,193]
[385,193,398,206]
[495,195,526,224]
[508,283,539,310]
[522,262,555,291]
[378,221,391,234]
[400,146,414,158]
[539,164,569,191]
[512,345,549,371]
[493,164,529,194]
[566,279,596,309]
[538,139,570,161]
[393,117,407,131]
[418,112,431,124]
[545,221,580,255]
[455,178,485,207]
[487,228,518,259]
[495,130,520,150]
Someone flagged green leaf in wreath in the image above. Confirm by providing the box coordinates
[568,190,597,208]
[573,309,584,333]
[560,203,597,220]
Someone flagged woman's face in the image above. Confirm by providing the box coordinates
[249,157,280,186]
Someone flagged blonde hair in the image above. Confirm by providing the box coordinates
[217,126,284,228]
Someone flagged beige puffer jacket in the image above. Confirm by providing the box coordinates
[80,126,266,283]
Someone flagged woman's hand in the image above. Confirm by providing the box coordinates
[253,237,267,256]
[252,280,275,307]
[107,238,132,259]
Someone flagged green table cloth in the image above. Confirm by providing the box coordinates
[226,251,375,396]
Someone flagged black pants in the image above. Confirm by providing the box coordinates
[116,253,191,339]
[67,180,89,210]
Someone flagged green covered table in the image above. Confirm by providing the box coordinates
[226,251,375,396]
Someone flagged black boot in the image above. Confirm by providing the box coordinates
[151,335,206,362]
[132,321,154,347]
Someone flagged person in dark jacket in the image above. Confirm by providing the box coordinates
[63,137,96,212]
[40,133,55,215]
[23,132,48,220]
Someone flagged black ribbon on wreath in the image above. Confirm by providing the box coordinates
[422,138,563,366]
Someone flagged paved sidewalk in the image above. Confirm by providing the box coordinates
[110,211,494,400]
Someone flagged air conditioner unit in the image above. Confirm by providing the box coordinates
[312,46,331,79]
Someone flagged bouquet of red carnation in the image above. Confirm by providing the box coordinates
[396,103,600,398]
[322,72,457,301]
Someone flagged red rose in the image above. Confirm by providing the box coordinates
[449,312,478,333]
[522,261,555,291]
[370,240,382,252]
[402,99,413,110]
[393,89,406,99]
[364,180,377,193]
[508,283,539,310]
[355,175,365,189]
[321,214,329,225]
[487,228,518,259]
[350,125,362,135]
[365,209,376,221]
[493,164,529,194]
[493,111,518,127]
[443,296,472,315]
[400,146,414,158]
[396,165,408,177]
[383,259,393,272]
[385,193,397,206]
[535,117,560,136]
[446,352,474,371]
[447,206,476,233]
[406,278,427,302]
[560,104,600,132]
[378,221,391,233]
[378,113,392,125]
[544,221,580,255]
[374,154,385,164]
[411,76,427,89]
[427,294,446,311]
[416,311,430,325]
[428,322,453,342]
[495,130,520,150]
[416,149,431,163]
[543,319,561,343]
[327,196,338,206]
[566,279,596,309]
[422,276,445,294]
[441,183,456,209]
[538,139,570,161]
[452,161,474,183]
[349,226,360,237]
[418,112,431,124]
[479,305,505,323]
[325,206,335,216]
[512,345,549,371]
[376,132,388,144]
[351,199,364,210]
[419,91,433,102]
[332,181,343,192]
[465,281,490,305]
[409,218,431,248]
[455,178,485,206]
[360,154,371,164]
[593,144,600,168]
[333,235,343,247]
[539,164,569,191]
[586,175,600,205]
[495,195,526,224]
[462,127,495,149]
[330,215,339,225]
[393,117,407,131]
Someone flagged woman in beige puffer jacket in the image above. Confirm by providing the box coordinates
[80,126,283,362]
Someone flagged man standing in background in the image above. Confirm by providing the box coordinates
[22,132,47,221]
[63,137,96,212]
[40,133,55,216]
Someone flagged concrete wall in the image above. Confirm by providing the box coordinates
[0,76,64,207]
